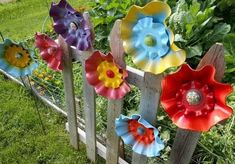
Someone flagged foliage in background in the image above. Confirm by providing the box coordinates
[169,0,231,66]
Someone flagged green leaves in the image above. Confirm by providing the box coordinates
[223,33,235,56]
[169,0,231,59]
[186,45,202,58]
[208,23,231,44]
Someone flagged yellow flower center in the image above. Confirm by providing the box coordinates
[97,60,123,89]
[5,44,31,68]
[144,35,156,47]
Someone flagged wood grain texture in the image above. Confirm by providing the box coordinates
[132,72,163,164]
[169,43,225,164]
[109,20,126,68]
[58,36,79,149]
[106,20,125,164]
[81,56,97,163]
[106,100,123,164]
[197,43,225,81]
[76,12,97,163]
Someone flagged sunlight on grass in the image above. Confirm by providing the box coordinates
[0,75,89,163]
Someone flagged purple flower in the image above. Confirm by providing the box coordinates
[49,0,92,51]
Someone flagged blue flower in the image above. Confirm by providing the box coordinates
[0,39,38,77]
[131,17,171,60]
[115,114,164,157]
[121,1,186,74]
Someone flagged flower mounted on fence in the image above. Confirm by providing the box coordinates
[115,114,164,157]
[0,39,38,77]
[49,0,92,51]
[121,1,186,74]
[35,33,63,71]
[161,64,233,132]
[85,51,130,99]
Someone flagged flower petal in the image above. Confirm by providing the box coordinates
[85,51,130,99]
[115,114,164,157]
[161,64,233,132]
[35,33,63,71]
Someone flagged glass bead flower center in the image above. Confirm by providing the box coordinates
[186,90,202,106]
[106,70,115,78]
[144,35,156,47]
[70,22,78,30]
[16,53,23,59]
[47,47,57,55]
[175,81,216,117]
[137,127,146,135]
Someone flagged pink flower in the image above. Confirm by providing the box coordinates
[35,32,63,71]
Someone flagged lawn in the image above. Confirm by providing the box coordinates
[0,0,92,163]
[0,74,89,163]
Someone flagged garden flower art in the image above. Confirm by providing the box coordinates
[0,39,38,77]
[49,0,92,51]
[121,1,186,74]
[161,64,233,132]
[115,114,164,157]
[35,32,63,71]
[85,51,130,99]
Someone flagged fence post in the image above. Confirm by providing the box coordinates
[106,20,126,164]
[169,43,225,164]
[58,36,79,149]
[132,72,163,164]
[81,60,97,162]
[79,12,97,163]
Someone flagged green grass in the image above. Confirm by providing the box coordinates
[0,74,90,163]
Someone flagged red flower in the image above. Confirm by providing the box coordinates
[161,64,233,132]
[128,119,155,145]
[85,51,131,99]
[35,32,63,71]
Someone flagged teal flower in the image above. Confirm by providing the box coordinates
[0,39,38,77]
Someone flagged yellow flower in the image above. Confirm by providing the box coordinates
[97,60,123,89]
[121,1,186,74]
[5,44,31,68]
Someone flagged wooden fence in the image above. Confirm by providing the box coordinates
[57,16,226,164]
[0,19,225,164]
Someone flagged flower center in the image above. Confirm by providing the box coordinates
[106,70,115,78]
[97,60,123,89]
[70,22,78,30]
[186,89,202,106]
[144,35,156,47]
[137,127,146,135]
[15,53,23,59]
[5,45,31,68]
[47,47,57,55]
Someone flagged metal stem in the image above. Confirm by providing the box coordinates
[0,32,4,42]
[26,75,46,135]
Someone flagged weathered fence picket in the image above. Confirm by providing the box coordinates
[81,53,97,162]
[132,72,163,164]
[106,20,125,164]
[58,36,79,149]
